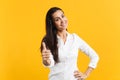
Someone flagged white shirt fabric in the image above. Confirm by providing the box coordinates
[44,32,99,80]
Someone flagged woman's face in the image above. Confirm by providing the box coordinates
[52,10,68,31]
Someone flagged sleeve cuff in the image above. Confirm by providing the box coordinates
[88,55,100,69]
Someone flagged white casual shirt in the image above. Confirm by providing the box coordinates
[44,32,99,80]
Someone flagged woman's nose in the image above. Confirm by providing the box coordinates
[61,18,64,23]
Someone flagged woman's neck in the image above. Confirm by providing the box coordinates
[57,30,67,39]
[57,30,67,44]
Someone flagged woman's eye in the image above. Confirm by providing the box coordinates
[55,19,59,21]
[54,18,60,21]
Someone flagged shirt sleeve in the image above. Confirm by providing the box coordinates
[43,54,55,68]
[74,33,99,69]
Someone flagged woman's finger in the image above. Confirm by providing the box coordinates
[42,42,47,51]
[46,50,51,53]
[42,56,50,60]
[74,70,83,79]
[42,54,50,58]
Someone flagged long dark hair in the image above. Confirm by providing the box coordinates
[40,7,64,63]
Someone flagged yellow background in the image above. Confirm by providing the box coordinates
[0,0,120,80]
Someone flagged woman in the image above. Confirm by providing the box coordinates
[40,7,99,80]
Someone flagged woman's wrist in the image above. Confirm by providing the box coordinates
[83,67,94,77]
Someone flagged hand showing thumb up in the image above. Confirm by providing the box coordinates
[41,42,51,66]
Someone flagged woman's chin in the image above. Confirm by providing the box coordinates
[61,28,67,31]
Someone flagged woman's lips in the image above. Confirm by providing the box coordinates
[61,24,65,27]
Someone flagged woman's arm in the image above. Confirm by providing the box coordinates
[74,33,99,79]
[75,33,99,68]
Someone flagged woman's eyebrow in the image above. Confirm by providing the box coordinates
[53,17,60,20]
[54,17,59,19]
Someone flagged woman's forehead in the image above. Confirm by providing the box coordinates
[52,10,64,18]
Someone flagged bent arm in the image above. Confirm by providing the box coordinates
[79,39,99,68]
[75,34,99,79]
[75,33,99,68]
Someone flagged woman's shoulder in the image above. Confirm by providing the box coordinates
[69,32,79,37]
[69,32,84,41]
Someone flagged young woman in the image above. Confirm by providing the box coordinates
[40,7,99,80]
